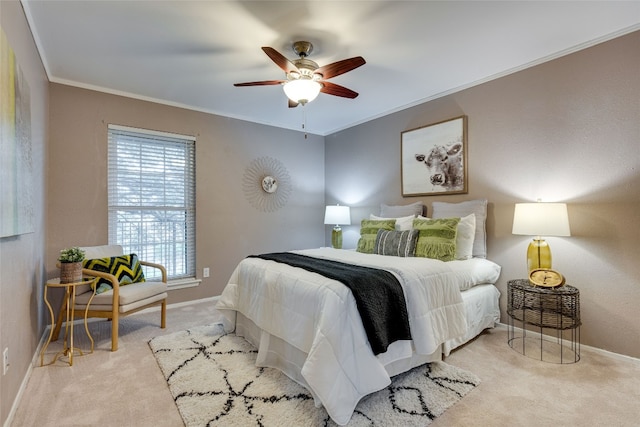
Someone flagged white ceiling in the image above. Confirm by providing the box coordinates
[22,1,640,136]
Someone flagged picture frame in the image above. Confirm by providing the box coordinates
[401,115,468,197]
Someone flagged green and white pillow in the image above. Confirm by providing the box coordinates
[374,229,419,257]
[356,219,396,254]
[418,213,475,260]
[412,217,460,261]
[83,253,145,294]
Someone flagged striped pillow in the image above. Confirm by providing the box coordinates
[374,229,419,257]
[83,253,145,294]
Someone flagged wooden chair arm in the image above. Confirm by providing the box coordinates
[81,268,121,301]
[81,268,119,288]
[139,260,167,283]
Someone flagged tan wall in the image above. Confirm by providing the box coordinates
[46,84,326,304]
[325,31,640,358]
[0,1,49,423]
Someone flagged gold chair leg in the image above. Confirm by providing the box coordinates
[111,311,119,351]
[161,299,167,329]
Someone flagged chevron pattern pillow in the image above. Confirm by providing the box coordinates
[83,253,145,294]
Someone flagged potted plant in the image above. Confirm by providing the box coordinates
[58,247,85,283]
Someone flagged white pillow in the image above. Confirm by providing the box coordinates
[370,214,415,231]
[455,214,476,260]
[417,214,475,260]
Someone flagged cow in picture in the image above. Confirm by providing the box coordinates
[415,141,464,191]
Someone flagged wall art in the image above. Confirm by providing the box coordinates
[242,156,292,212]
[401,115,467,196]
[1,28,33,237]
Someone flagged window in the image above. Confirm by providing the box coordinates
[107,125,196,285]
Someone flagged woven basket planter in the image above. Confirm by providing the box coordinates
[60,262,83,284]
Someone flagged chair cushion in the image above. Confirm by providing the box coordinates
[83,253,145,294]
[75,280,168,307]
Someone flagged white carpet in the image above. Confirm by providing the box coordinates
[149,323,480,426]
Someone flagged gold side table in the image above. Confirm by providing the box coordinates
[40,277,97,366]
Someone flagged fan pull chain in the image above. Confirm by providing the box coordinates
[302,106,308,139]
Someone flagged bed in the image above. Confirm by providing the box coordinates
[216,200,501,425]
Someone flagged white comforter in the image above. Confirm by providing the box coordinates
[216,248,500,425]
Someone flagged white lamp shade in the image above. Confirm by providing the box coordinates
[283,79,321,104]
[324,205,351,225]
[512,203,571,237]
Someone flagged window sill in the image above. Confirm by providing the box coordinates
[168,278,201,290]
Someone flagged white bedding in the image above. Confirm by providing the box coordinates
[216,247,501,425]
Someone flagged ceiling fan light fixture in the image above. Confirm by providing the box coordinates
[283,79,321,105]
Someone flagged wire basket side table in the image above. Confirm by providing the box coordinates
[507,279,581,363]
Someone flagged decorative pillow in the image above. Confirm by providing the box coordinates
[370,214,415,231]
[83,253,145,294]
[432,199,487,258]
[356,219,396,254]
[412,217,460,261]
[380,202,424,218]
[454,214,476,260]
[374,229,419,257]
[418,214,476,260]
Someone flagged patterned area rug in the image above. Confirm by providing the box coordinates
[149,323,479,426]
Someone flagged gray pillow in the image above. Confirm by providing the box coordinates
[380,202,424,218]
[432,199,487,258]
[374,229,419,257]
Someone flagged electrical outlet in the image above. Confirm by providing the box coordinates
[203,267,210,278]
[3,347,8,375]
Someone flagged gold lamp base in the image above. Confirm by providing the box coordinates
[331,226,343,249]
[527,238,552,272]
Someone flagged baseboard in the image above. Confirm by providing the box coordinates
[3,322,52,427]
[496,322,640,364]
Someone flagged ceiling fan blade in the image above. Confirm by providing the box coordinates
[233,80,284,87]
[262,46,299,74]
[315,56,366,79]
[320,81,359,99]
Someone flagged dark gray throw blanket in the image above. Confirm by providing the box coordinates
[248,252,411,355]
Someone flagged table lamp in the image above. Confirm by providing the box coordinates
[512,202,570,272]
[324,205,351,249]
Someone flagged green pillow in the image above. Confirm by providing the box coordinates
[413,217,460,261]
[356,219,396,254]
[83,253,145,294]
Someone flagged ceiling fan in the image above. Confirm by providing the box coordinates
[234,41,366,108]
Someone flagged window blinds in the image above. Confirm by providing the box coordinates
[107,125,196,281]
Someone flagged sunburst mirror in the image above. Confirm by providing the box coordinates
[242,156,292,212]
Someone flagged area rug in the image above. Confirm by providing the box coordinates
[149,323,479,427]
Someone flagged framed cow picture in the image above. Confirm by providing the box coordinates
[401,115,468,196]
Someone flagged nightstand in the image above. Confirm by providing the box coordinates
[507,279,581,363]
